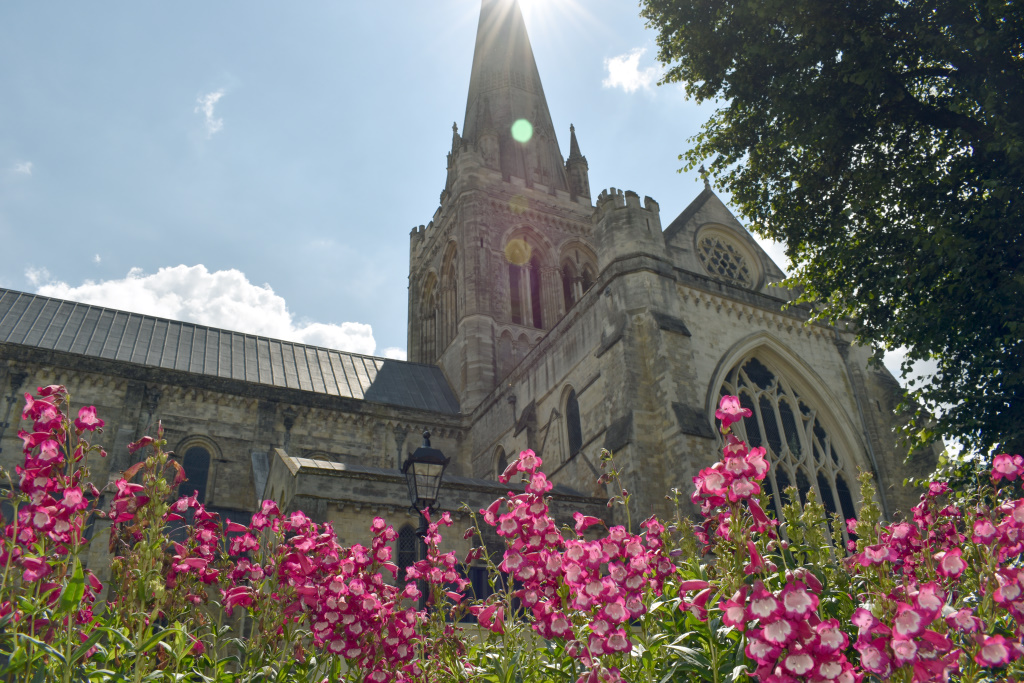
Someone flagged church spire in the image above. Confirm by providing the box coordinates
[566,124,590,200]
[462,0,569,191]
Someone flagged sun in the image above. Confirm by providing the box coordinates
[520,0,585,27]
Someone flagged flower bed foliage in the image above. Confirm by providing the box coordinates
[1,386,1022,682]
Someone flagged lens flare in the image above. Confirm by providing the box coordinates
[511,119,534,143]
[505,239,532,266]
[509,195,529,215]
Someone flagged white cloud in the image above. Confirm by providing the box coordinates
[195,90,225,138]
[25,267,51,286]
[31,264,378,355]
[93,254,101,264]
[602,48,660,93]
[14,161,33,175]
[382,347,407,361]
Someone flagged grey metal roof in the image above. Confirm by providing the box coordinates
[0,288,459,415]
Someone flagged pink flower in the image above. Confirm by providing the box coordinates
[814,619,849,653]
[743,541,766,575]
[21,557,51,583]
[74,406,104,432]
[747,581,782,621]
[973,518,998,544]
[945,608,981,633]
[744,447,770,480]
[221,586,255,614]
[892,603,929,639]
[975,634,1016,667]
[127,436,154,455]
[891,637,918,665]
[728,477,760,502]
[779,581,818,618]
[934,547,966,578]
[527,472,553,494]
[519,449,542,473]
[855,637,893,676]
[781,649,815,676]
[715,395,752,429]
[992,453,1024,483]
[719,587,748,631]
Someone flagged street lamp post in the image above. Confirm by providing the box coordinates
[401,430,449,609]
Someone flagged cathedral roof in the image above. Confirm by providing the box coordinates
[462,0,570,191]
[0,288,460,415]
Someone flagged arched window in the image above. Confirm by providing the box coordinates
[178,445,212,503]
[515,333,530,364]
[396,524,418,583]
[565,389,582,458]
[494,446,507,479]
[440,245,459,349]
[509,255,543,329]
[559,248,597,315]
[719,357,857,543]
[420,275,438,362]
[497,332,513,379]
[561,262,577,310]
[580,265,595,293]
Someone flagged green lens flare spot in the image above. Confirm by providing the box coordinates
[511,119,534,143]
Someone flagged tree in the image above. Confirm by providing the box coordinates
[640,0,1024,455]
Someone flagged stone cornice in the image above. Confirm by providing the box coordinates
[0,343,467,428]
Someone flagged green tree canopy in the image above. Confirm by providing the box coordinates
[640,0,1024,455]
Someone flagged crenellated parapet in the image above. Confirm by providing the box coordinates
[593,188,666,271]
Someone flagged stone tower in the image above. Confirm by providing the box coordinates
[408,0,597,411]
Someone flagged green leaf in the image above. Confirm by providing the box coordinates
[59,558,86,613]
[70,629,105,664]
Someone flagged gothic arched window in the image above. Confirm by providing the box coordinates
[561,262,577,311]
[580,265,595,294]
[497,331,513,379]
[565,389,583,458]
[420,275,438,362]
[396,524,418,583]
[178,445,212,503]
[440,245,459,349]
[509,256,543,329]
[559,251,597,315]
[494,446,507,479]
[719,357,857,543]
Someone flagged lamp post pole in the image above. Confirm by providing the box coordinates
[415,507,429,610]
[401,430,449,612]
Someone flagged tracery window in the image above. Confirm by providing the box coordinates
[697,235,754,287]
[719,357,858,544]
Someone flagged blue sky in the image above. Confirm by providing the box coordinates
[1,1,799,363]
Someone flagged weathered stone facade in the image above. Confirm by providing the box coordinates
[0,0,937,575]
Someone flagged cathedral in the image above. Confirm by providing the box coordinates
[0,0,936,577]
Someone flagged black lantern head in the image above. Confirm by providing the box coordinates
[402,430,450,511]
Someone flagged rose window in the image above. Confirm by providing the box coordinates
[697,235,754,287]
